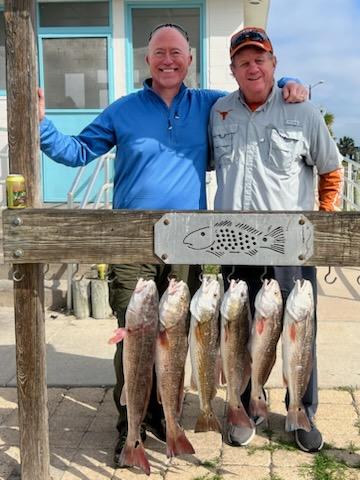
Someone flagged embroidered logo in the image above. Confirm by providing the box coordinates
[217,110,233,120]
[285,119,301,126]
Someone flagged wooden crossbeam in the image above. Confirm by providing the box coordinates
[2,209,360,266]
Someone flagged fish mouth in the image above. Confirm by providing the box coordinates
[183,240,215,250]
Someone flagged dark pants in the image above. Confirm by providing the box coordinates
[221,265,318,419]
[108,263,201,434]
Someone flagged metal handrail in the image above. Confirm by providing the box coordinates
[67,152,115,209]
[342,157,360,212]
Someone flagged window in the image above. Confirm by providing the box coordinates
[39,1,109,27]
[43,37,109,109]
[131,7,201,89]
[0,11,5,92]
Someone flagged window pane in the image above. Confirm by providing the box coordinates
[39,2,109,27]
[43,37,108,109]
[132,8,200,89]
[0,12,5,90]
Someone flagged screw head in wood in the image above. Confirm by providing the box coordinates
[13,249,24,258]
[12,217,23,226]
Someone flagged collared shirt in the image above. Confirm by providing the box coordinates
[40,80,225,210]
[210,86,342,211]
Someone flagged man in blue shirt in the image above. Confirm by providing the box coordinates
[38,23,306,465]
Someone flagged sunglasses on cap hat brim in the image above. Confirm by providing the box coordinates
[230,29,273,56]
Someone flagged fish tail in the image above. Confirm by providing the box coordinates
[285,406,311,432]
[227,403,254,429]
[119,439,150,476]
[166,425,195,457]
[195,410,222,433]
[264,226,285,254]
[249,396,268,420]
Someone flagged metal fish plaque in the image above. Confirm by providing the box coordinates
[154,213,313,265]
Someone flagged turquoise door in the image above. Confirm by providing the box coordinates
[38,2,113,203]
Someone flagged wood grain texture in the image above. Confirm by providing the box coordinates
[4,0,50,478]
[3,209,360,266]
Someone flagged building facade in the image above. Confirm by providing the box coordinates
[0,0,269,206]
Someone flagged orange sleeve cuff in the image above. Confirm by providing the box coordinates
[318,168,343,212]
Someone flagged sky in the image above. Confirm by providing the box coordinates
[267,0,360,145]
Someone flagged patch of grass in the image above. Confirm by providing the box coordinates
[262,426,275,437]
[200,457,220,469]
[261,475,285,480]
[192,475,223,480]
[247,439,296,456]
[300,451,349,480]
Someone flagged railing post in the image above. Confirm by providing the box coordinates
[4,0,51,478]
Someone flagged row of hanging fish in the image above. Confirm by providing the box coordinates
[108,273,314,475]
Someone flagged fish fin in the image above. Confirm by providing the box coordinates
[166,425,195,457]
[256,317,265,335]
[249,396,268,419]
[158,329,169,348]
[227,403,254,429]
[285,406,311,432]
[195,411,222,433]
[120,386,126,406]
[120,439,150,476]
[289,323,297,343]
[108,328,127,344]
[195,323,202,342]
[283,374,288,388]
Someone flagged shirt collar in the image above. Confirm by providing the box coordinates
[237,83,278,112]
[144,78,187,98]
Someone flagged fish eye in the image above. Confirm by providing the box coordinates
[200,231,206,236]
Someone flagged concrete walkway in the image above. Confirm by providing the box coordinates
[0,267,360,479]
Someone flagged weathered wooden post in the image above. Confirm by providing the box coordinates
[4,0,51,478]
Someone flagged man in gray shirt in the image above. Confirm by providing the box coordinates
[209,27,342,452]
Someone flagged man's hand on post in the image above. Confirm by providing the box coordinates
[38,88,45,122]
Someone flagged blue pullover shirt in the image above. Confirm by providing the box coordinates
[40,80,224,210]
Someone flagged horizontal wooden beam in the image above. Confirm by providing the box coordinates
[2,209,360,266]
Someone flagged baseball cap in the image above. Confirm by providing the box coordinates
[230,27,273,58]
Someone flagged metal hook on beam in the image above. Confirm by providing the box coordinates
[226,265,235,285]
[260,266,268,283]
[12,268,25,283]
[324,266,337,284]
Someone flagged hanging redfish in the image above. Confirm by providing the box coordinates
[220,279,253,430]
[282,279,314,433]
[249,279,283,420]
[189,275,222,433]
[108,278,159,476]
[155,278,195,458]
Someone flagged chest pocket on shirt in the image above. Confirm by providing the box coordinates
[268,128,303,173]
[212,124,238,166]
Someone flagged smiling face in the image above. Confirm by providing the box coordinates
[231,46,276,105]
[146,27,192,99]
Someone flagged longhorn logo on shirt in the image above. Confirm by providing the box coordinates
[216,110,233,120]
